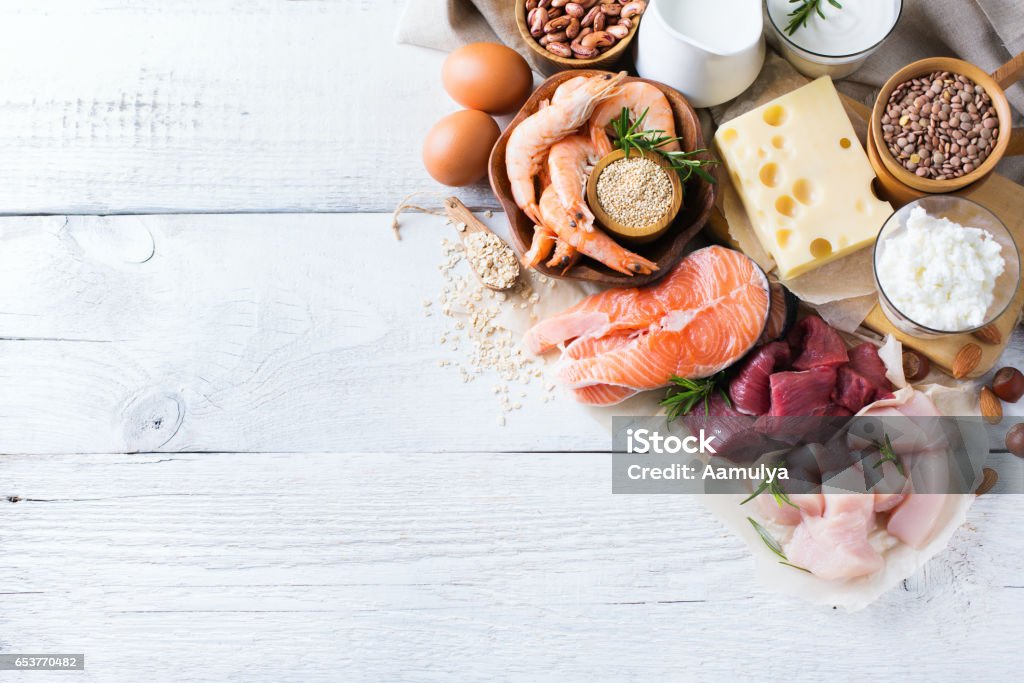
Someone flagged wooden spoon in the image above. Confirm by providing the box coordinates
[443,196,520,291]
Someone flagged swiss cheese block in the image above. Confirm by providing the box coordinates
[714,77,892,279]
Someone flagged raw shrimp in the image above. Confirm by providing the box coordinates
[589,82,679,157]
[505,72,626,225]
[539,185,657,276]
[522,224,557,269]
[547,134,601,232]
[551,76,587,103]
[546,238,580,273]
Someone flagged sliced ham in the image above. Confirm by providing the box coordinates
[786,494,884,580]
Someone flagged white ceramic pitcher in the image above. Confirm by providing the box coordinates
[634,0,765,108]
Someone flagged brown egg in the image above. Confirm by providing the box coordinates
[442,42,533,115]
[422,109,500,187]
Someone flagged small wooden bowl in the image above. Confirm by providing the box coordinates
[865,114,993,207]
[586,149,683,244]
[489,69,715,287]
[514,0,641,75]
[869,55,1020,193]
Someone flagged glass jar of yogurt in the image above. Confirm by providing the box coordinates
[765,0,903,79]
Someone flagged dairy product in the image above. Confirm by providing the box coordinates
[658,0,762,54]
[766,0,900,56]
[876,206,1005,331]
[714,77,892,279]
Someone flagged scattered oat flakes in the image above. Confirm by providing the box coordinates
[430,220,558,422]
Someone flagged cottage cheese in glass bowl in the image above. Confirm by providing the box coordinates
[873,196,1019,338]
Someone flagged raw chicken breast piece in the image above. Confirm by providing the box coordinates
[785,494,884,580]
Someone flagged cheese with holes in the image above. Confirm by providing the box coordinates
[714,76,892,279]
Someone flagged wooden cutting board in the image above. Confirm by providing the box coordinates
[708,96,1024,378]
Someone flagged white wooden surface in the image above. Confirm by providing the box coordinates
[2,453,1022,681]
[0,1,1021,681]
[0,0,496,213]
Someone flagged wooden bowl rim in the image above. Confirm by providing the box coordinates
[513,0,640,69]
[585,148,683,243]
[488,68,715,286]
[866,115,995,206]
[869,56,1012,193]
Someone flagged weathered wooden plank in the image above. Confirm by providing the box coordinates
[1,211,1021,455]
[0,212,604,454]
[0,0,498,214]
[0,452,1019,680]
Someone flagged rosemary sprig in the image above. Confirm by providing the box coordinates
[611,107,718,185]
[661,372,730,421]
[872,434,906,477]
[784,0,843,36]
[741,461,797,509]
[747,517,811,573]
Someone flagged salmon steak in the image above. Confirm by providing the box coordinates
[524,246,771,405]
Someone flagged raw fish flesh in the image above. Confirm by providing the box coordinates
[768,366,837,417]
[525,246,770,404]
[788,316,849,370]
[729,341,792,416]
[847,343,894,396]
[833,365,878,413]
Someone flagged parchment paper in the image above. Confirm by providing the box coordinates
[712,53,881,332]
[700,349,981,612]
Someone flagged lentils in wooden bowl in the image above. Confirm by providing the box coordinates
[881,70,998,181]
[869,56,1017,194]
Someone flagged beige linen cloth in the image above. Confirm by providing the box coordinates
[396,0,1024,182]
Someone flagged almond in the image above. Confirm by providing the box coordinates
[980,386,1003,424]
[972,323,1002,345]
[975,467,998,496]
[952,342,982,379]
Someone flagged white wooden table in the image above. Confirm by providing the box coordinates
[0,2,1021,680]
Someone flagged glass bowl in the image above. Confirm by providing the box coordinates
[873,196,1020,338]
[764,0,903,79]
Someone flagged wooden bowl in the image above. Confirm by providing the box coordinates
[514,0,641,75]
[866,113,993,207]
[869,56,1015,193]
[586,149,683,244]
[488,69,715,287]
